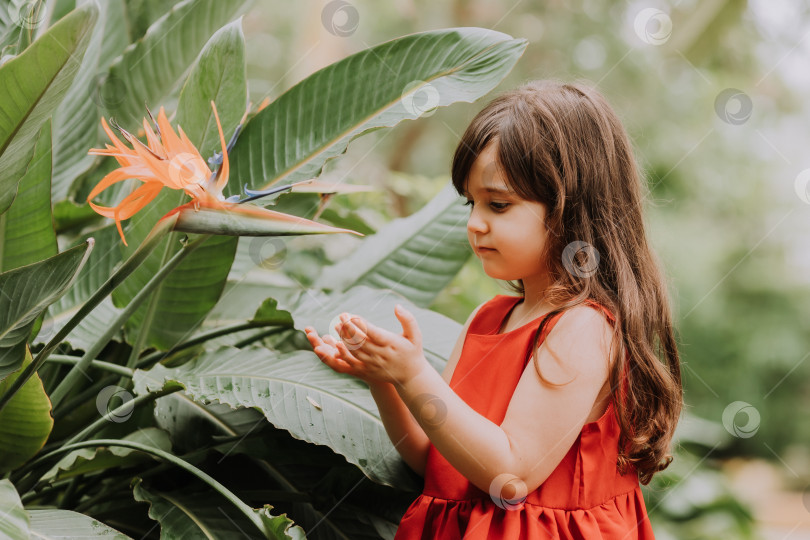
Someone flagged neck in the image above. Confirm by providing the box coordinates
[519,272,554,313]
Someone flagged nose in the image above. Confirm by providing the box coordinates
[467,204,488,235]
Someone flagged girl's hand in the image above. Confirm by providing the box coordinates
[304,304,428,386]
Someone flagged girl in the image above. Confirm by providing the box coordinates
[305,80,682,539]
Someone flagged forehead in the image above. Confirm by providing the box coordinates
[463,146,515,196]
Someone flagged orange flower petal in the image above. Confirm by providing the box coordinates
[86,168,137,202]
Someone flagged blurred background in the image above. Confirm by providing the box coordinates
[198,0,808,537]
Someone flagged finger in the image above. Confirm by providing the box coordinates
[358,321,389,344]
[335,341,368,371]
[305,328,325,348]
[317,347,354,374]
[394,304,421,344]
[336,339,364,363]
[322,334,339,347]
[335,318,368,348]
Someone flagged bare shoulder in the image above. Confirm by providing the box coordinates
[535,304,615,381]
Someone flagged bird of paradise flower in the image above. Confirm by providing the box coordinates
[87,100,362,245]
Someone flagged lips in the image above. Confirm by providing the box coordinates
[476,246,496,253]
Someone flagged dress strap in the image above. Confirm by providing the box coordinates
[522,299,618,367]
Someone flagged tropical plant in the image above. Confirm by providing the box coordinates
[0,0,528,536]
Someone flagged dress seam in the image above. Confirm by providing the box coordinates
[418,485,640,511]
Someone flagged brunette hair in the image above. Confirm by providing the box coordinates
[451,80,682,485]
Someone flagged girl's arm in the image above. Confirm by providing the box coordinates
[321,304,613,497]
[367,380,430,476]
[364,304,483,477]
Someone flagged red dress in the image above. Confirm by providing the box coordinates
[394,295,655,539]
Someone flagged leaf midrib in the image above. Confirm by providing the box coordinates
[179,372,382,423]
[0,27,84,161]
[258,39,508,190]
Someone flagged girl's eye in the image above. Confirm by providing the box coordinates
[463,200,509,211]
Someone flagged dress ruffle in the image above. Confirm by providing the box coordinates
[395,486,655,539]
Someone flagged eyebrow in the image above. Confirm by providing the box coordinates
[463,186,516,196]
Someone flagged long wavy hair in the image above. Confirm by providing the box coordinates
[451,80,683,485]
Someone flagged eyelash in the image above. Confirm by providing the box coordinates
[464,200,510,211]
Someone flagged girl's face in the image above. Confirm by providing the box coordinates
[463,144,551,286]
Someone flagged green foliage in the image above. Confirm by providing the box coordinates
[0,2,529,536]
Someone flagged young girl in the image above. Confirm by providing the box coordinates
[305,80,682,539]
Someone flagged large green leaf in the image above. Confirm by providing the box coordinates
[1,478,130,538]
[34,225,123,352]
[0,4,96,215]
[318,182,471,308]
[0,347,53,474]
[133,479,305,540]
[227,27,527,195]
[0,119,57,272]
[51,0,129,201]
[99,0,251,129]
[0,240,92,380]
[41,428,171,482]
[0,479,29,539]
[111,18,248,350]
[133,345,422,491]
[27,509,131,539]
